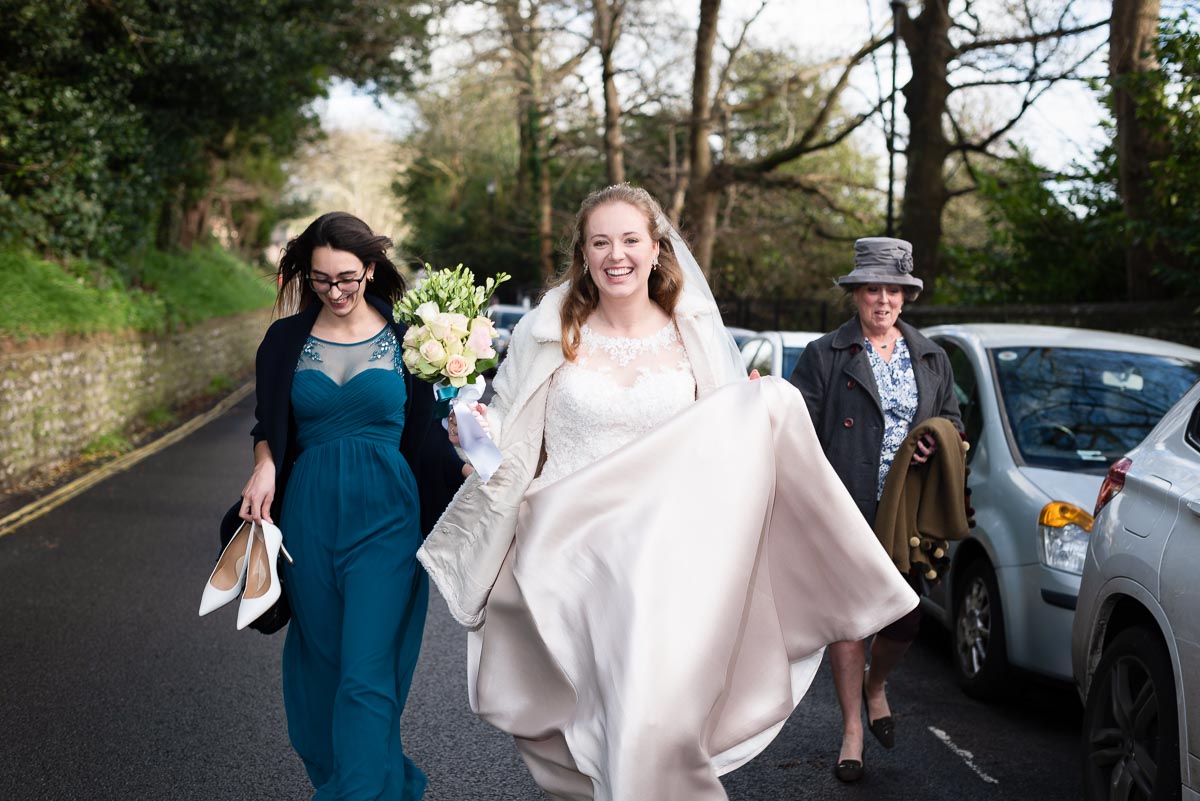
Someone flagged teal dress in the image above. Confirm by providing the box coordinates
[280,325,428,800]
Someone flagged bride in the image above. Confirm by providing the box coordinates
[419,184,917,799]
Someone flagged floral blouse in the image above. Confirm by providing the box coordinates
[865,336,919,499]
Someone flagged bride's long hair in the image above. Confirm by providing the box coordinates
[555,184,684,361]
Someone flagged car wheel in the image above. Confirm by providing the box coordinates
[1081,626,1180,801]
[953,558,1008,699]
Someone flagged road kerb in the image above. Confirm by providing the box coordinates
[0,382,254,539]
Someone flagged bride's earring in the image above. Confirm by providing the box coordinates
[651,256,659,271]
[583,261,591,280]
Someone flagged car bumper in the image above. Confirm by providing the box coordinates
[995,562,1081,681]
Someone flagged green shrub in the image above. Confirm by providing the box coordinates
[138,246,276,328]
[144,407,179,428]
[206,374,236,395]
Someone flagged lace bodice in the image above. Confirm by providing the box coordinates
[532,322,696,489]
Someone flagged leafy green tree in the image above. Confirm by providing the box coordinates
[939,151,1125,303]
[395,70,535,287]
[0,0,431,265]
[1113,11,1200,293]
[943,12,1200,304]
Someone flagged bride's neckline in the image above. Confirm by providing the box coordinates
[581,321,674,342]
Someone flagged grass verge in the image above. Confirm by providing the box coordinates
[0,245,275,340]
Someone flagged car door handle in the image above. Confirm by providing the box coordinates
[1188,499,1200,517]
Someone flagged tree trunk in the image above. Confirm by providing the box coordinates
[667,124,689,224]
[595,0,626,185]
[499,0,555,279]
[1110,0,1168,300]
[505,2,538,211]
[898,0,953,290]
[179,193,213,250]
[682,0,721,275]
[538,140,555,280]
[156,191,183,250]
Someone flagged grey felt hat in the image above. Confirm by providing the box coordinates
[835,237,923,291]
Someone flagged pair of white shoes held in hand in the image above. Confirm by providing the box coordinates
[199,520,293,630]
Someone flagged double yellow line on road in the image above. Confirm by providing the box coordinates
[0,382,254,540]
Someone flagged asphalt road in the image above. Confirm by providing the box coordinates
[0,395,1084,800]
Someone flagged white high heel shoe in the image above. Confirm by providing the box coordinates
[199,521,254,617]
[236,520,294,631]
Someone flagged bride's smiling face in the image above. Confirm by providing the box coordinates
[582,202,660,304]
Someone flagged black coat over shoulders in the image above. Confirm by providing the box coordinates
[220,293,462,550]
[789,315,962,525]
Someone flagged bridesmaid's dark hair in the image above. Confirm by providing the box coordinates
[276,212,406,313]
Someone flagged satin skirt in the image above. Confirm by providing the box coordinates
[468,377,917,801]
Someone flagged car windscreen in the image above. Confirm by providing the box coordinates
[991,346,1200,470]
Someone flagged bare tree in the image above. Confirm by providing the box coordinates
[681,0,888,273]
[895,0,1108,288]
[494,0,589,280]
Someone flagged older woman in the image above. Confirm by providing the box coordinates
[789,237,962,783]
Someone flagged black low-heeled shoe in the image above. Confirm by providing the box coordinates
[833,758,864,783]
[862,682,896,749]
[868,715,895,749]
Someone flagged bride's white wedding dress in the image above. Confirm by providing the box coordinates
[467,324,916,801]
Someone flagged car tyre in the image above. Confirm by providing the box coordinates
[1081,626,1180,801]
[953,558,1008,700]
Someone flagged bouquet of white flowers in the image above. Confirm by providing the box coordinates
[393,264,510,483]
[394,264,511,413]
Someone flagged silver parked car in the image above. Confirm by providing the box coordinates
[1072,378,1200,801]
[488,302,531,360]
[919,324,1200,699]
[739,330,822,379]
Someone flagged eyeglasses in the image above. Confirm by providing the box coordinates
[307,271,369,295]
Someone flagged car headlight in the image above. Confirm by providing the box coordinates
[1037,502,1093,574]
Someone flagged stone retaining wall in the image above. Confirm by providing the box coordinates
[0,309,271,490]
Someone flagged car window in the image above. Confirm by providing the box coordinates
[938,340,983,456]
[1187,394,1200,453]
[490,310,526,329]
[991,347,1200,470]
[781,347,806,382]
[750,341,775,376]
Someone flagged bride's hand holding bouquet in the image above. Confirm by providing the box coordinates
[394,264,509,481]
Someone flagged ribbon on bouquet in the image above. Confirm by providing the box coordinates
[441,375,502,483]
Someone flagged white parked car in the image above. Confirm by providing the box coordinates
[726,327,757,349]
[1072,377,1200,801]
[919,324,1200,699]
[739,330,822,380]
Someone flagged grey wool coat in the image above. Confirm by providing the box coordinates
[789,315,963,525]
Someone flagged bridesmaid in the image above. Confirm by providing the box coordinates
[237,212,445,800]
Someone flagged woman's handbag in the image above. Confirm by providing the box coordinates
[218,501,291,634]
